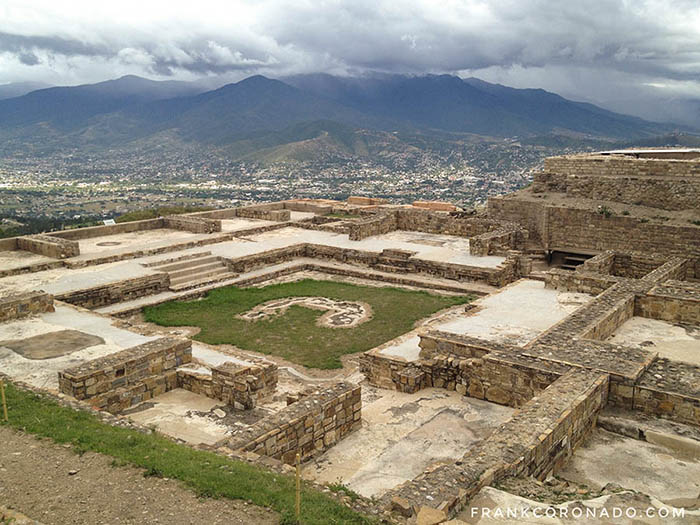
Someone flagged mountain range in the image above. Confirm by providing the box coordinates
[0,73,690,161]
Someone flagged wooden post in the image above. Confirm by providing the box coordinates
[295,450,301,524]
[1,380,7,422]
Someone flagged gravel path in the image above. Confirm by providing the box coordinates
[0,427,278,525]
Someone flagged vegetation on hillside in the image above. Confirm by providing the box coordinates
[115,206,213,223]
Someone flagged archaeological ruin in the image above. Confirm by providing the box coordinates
[0,149,699,523]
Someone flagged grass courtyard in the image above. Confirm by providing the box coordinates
[144,279,472,369]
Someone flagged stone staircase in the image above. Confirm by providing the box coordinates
[372,248,417,273]
[149,252,237,291]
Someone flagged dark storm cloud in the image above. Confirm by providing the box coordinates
[0,0,698,105]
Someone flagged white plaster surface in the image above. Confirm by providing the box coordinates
[379,335,422,361]
[0,250,56,270]
[303,387,514,498]
[220,218,277,231]
[0,259,156,296]
[127,389,230,446]
[608,317,700,366]
[435,280,592,346]
[558,429,700,503]
[0,225,506,298]
[0,305,156,390]
[76,228,208,258]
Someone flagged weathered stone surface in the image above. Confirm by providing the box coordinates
[416,506,448,525]
[0,291,54,322]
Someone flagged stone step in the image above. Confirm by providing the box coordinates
[373,264,407,273]
[154,255,221,272]
[143,251,212,269]
[169,266,230,286]
[559,264,578,271]
[169,272,239,292]
[167,261,227,281]
[564,255,590,264]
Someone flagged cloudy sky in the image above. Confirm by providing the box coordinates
[1,0,699,120]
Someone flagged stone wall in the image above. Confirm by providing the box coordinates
[164,215,222,234]
[347,213,397,240]
[56,273,170,309]
[611,253,664,278]
[580,251,615,275]
[177,359,278,409]
[547,207,700,258]
[347,196,388,206]
[470,228,525,256]
[17,234,80,259]
[544,154,700,178]
[545,268,619,295]
[532,170,700,210]
[227,382,361,464]
[58,337,191,413]
[488,197,548,243]
[632,359,700,427]
[50,218,164,241]
[210,360,278,410]
[386,369,609,519]
[0,291,54,322]
[488,197,700,259]
[635,281,700,324]
[412,200,457,212]
[234,205,291,222]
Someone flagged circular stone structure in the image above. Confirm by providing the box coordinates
[237,297,372,328]
[96,241,122,246]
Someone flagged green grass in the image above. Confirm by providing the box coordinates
[144,280,472,369]
[115,206,213,223]
[1,382,372,525]
[326,212,361,220]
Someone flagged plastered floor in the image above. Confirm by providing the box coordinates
[609,317,700,366]
[302,386,514,498]
[0,305,156,389]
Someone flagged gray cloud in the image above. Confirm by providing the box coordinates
[0,0,699,119]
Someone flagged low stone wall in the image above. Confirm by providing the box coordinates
[227,382,361,464]
[17,234,80,259]
[56,273,170,309]
[488,197,700,260]
[545,268,619,295]
[386,369,609,519]
[235,206,290,222]
[632,359,700,427]
[177,368,214,398]
[636,281,700,324]
[224,243,520,287]
[58,337,191,413]
[347,196,388,206]
[412,200,457,212]
[534,155,700,210]
[611,253,663,278]
[178,359,278,409]
[164,215,221,234]
[347,213,397,241]
[470,228,523,256]
[0,291,54,322]
[364,331,570,408]
[580,251,615,274]
[211,360,278,410]
[49,218,164,241]
[578,293,635,341]
[359,351,423,392]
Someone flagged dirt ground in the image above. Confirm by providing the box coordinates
[0,427,278,525]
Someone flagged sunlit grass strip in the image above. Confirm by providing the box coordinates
[1,382,372,525]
